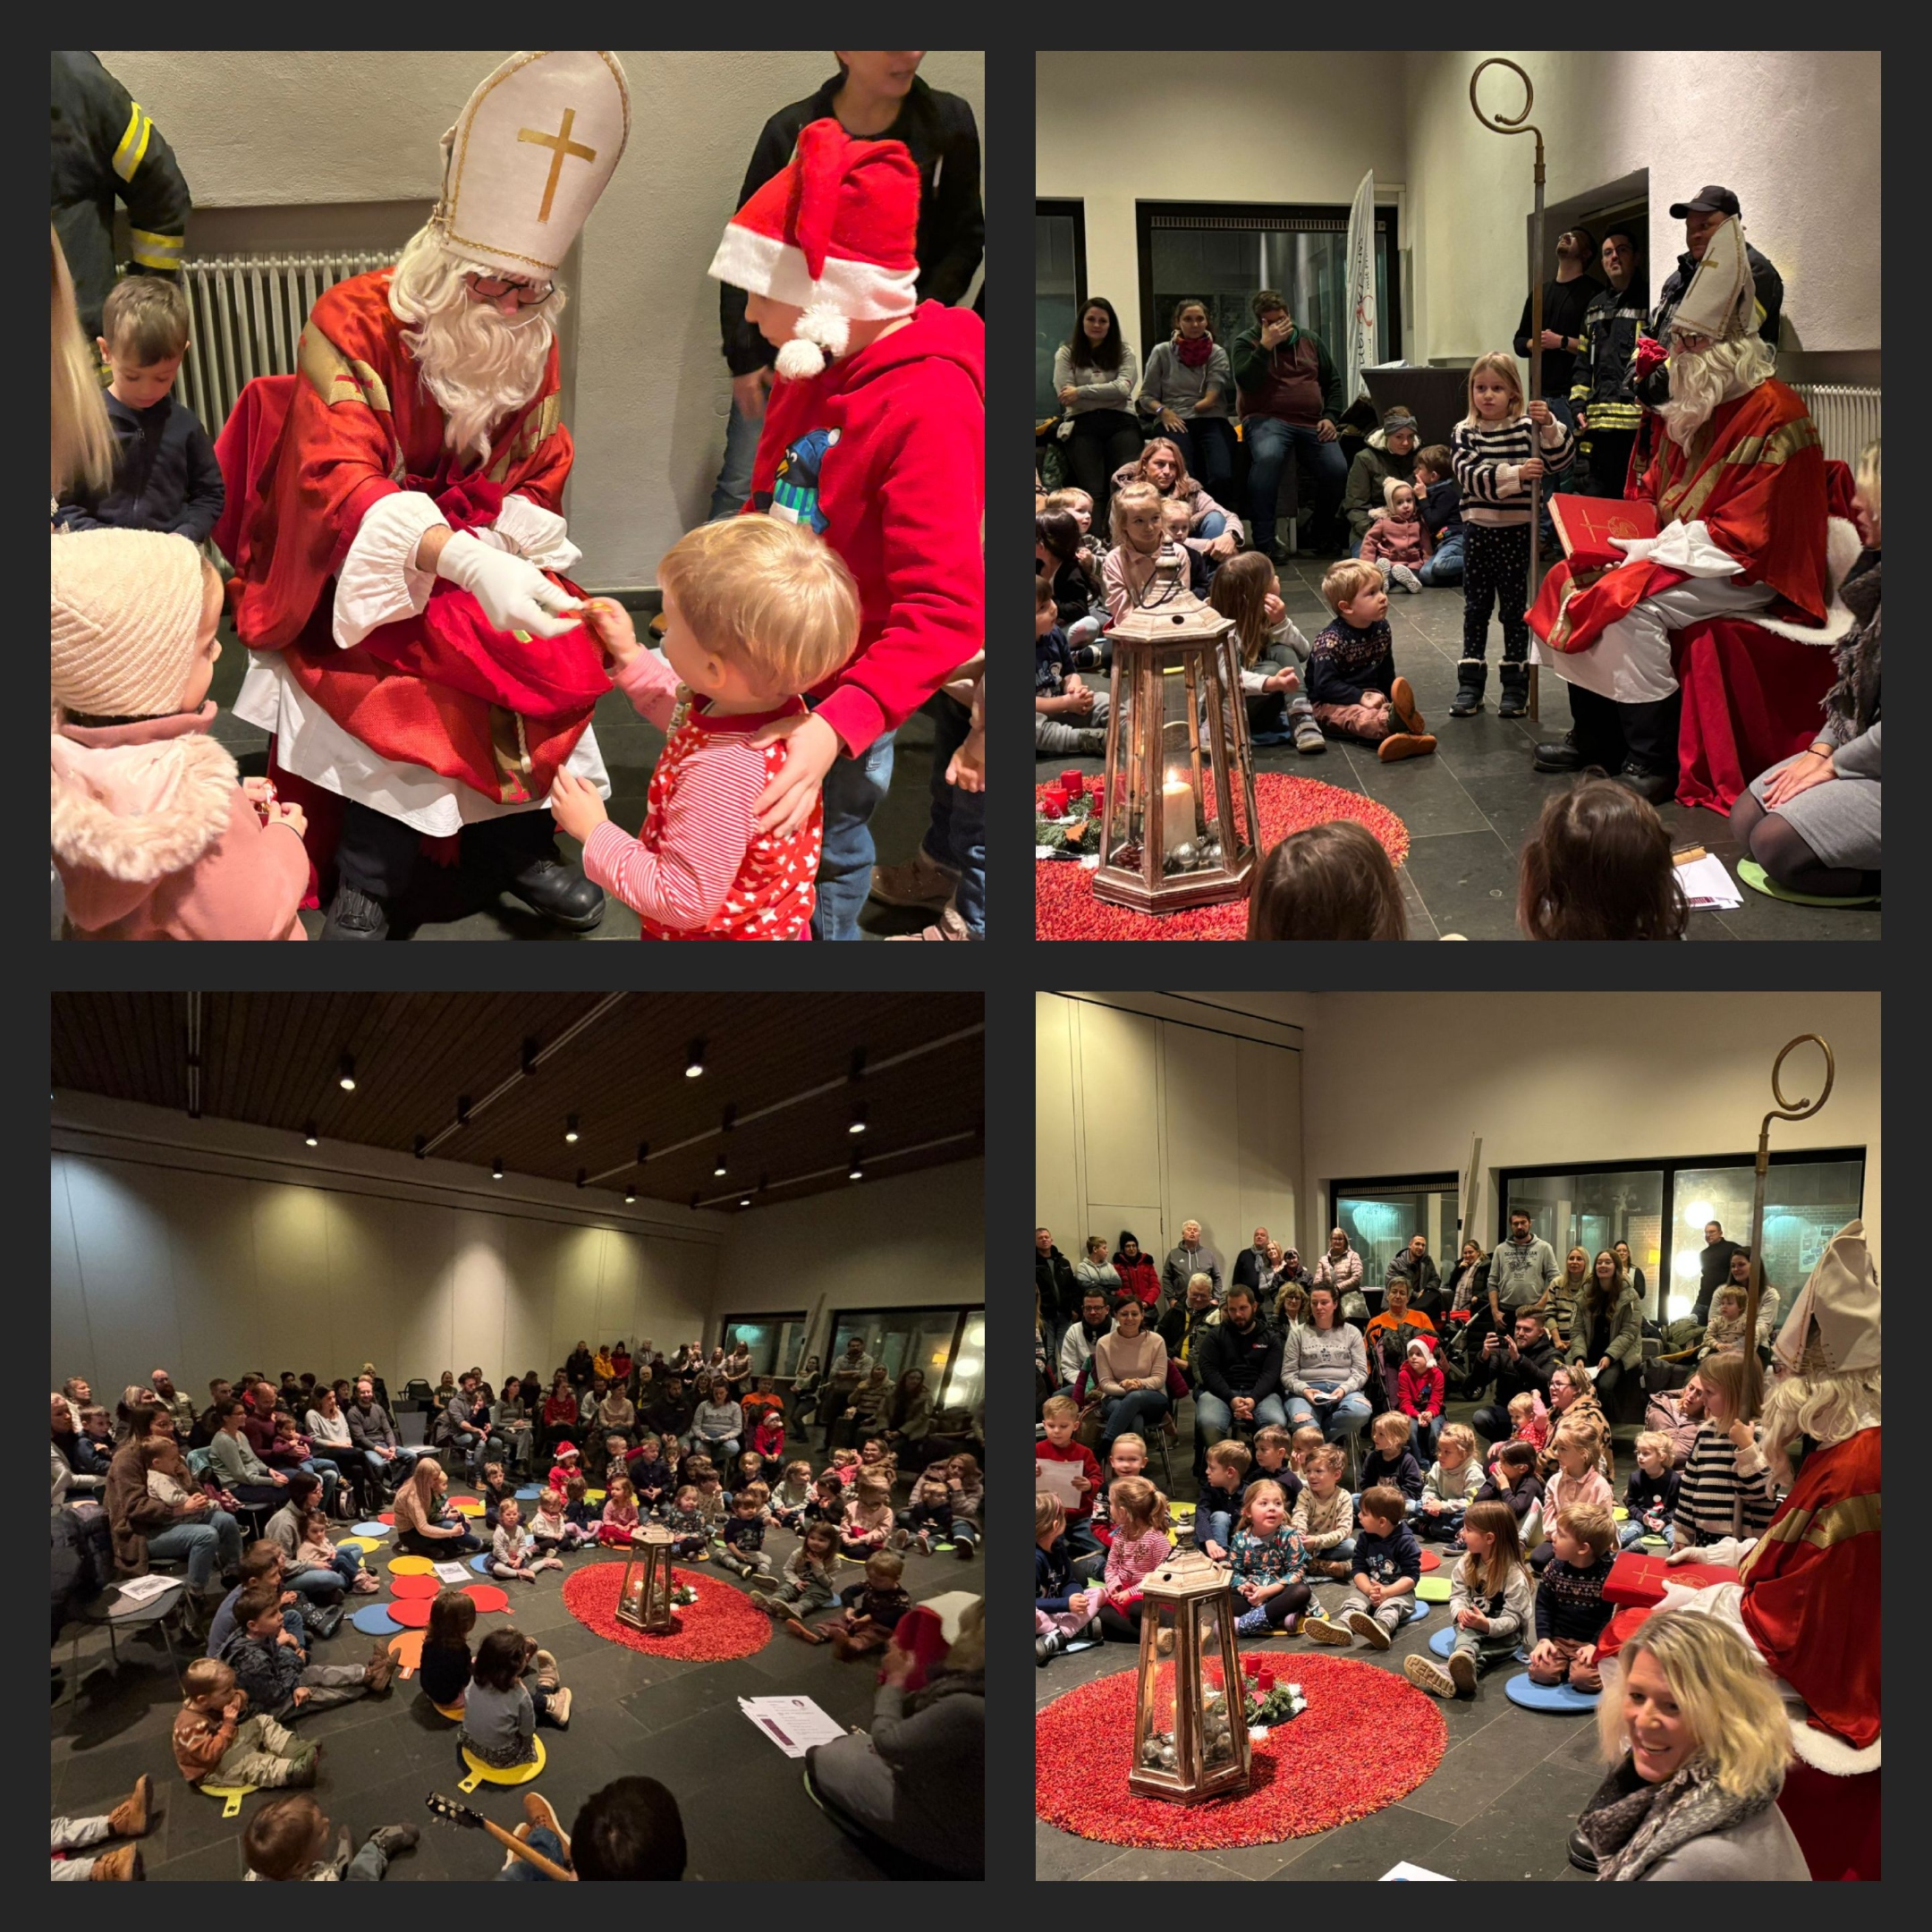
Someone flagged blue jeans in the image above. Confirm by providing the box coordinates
[707,394,764,521]
[499,1826,570,1881]
[1418,529,1465,585]
[1284,1391,1371,1445]
[811,730,895,941]
[696,1435,741,1462]
[1198,1507,1233,1554]
[919,691,985,937]
[1242,417,1348,552]
[1193,1390,1288,1445]
[147,1520,225,1590]
[1175,417,1237,503]
[285,1563,346,1605]
[1100,1386,1171,1447]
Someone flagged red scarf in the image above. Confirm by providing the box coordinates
[1174,332,1215,369]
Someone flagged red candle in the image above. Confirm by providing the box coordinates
[1258,1662,1275,1691]
[1041,785,1068,817]
[1060,768,1086,797]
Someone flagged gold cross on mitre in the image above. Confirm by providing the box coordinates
[518,107,597,223]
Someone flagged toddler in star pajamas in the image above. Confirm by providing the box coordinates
[550,515,861,940]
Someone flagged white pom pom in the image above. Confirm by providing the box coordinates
[799,301,851,359]
[775,338,826,380]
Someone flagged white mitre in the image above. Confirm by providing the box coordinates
[1670,215,1755,343]
[430,51,630,278]
[1774,1218,1880,1376]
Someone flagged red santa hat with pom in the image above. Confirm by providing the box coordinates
[708,118,920,379]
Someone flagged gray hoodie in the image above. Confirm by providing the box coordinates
[1488,1233,1559,1311]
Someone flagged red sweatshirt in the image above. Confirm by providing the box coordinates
[1036,1437,1102,1521]
[748,301,985,756]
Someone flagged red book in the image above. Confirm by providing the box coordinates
[1602,1551,1738,1609]
[1547,493,1659,571]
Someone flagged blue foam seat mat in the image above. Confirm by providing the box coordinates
[1504,1671,1600,1712]
[470,1553,496,1574]
[515,1486,542,1500]
[1430,1626,1530,1663]
[351,1521,390,1537]
[350,1603,403,1636]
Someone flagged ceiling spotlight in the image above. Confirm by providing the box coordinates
[738,1198,751,1209]
[564,1114,580,1143]
[714,1151,728,1177]
[456,1096,471,1129]
[685,1038,706,1080]
[413,1135,427,1160]
[849,1103,868,1135]
[690,1191,700,1212]
[492,1157,504,1181]
[623,1185,636,1204]
[575,1168,588,1190]
[337,1055,356,1092]
[302,1123,318,1148]
[849,1154,863,1182]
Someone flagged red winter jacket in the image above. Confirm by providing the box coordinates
[747,301,985,756]
[1398,1361,1445,1420]
[1113,1257,1161,1306]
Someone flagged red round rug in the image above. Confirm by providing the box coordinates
[389,1572,440,1599]
[1035,774,1410,940]
[562,1563,770,1663]
[1036,1654,1446,1849]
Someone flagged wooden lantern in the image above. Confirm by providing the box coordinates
[1094,539,1260,913]
[615,1524,677,1634]
[1128,1546,1250,1805]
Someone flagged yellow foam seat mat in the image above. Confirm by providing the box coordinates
[200,1783,257,1818]
[583,1487,606,1504]
[1415,1575,1453,1602]
[431,1699,468,1722]
[387,1555,436,1575]
[337,1535,384,1552]
[458,1735,546,1792]
[1613,1507,1629,1521]
[448,1498,486,1515]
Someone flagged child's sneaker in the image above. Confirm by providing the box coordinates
[1404,1653,1457,1699]
[1036,1628,1064,1666]
[1446,1649,1478,1697]
[1234,1606,1270,1637]
[352,1572,381,1593]
[1075,727,1107,755]
[1389,563,1423,594]
[869,847,959,911]
[785,1616,826,1645]
[1346,1610,1393,1651]
[888,1528,911,1552]
[1293,711,1327,756]
[1302,1614,1353,1645]
[545,1687,572,1727]
[1377,731,1437,763]
[1388,675,1426,735]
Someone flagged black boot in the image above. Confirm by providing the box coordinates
[1533,684,1621,774]
[1567,1827,1601,1874]
[1449,660,1487,717]
[1614,692,1682,806]
[1496,660,1530,719]
[321,883,391,941]
[503,856,606,931]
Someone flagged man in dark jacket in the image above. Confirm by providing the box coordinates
[1231,1226,1273,1298]
[52,52,192,341]
[1192,1284,1287,1445]
[1036,1227,1080,1337]
[1470,1310,1559,1444]
[1385,1235,1444,1319]
[1232,290,1347,560]
[708,54,983,519]
[1695,1221,1746,1325]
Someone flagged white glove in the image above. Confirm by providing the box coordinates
[435,530,578,638]
[1665,1535,1751,1568]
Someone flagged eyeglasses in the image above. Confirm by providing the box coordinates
[466,273,554,308]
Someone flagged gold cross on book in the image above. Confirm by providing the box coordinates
[518,108,597,223]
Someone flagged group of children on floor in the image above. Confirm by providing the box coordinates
[1036,1399,1707,1704]
[1038,354,1702,943]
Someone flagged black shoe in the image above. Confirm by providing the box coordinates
[1614,760,1675,805]
[1567,1827,1601,1874]
[321,884,391,941]
[1532,733,1587,773]
[503,857,605,931]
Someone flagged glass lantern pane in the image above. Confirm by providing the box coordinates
[1135,1610,1179,1776]
[1156,650,1205,873]
[1196,1597,1236,1767]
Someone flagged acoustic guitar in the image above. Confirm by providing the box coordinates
[424,1791,576,1880]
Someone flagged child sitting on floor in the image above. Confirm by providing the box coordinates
[1159,496,1210,595]
[1508,1388,1553,1458]
[1623,1431,1682,1547]
[1517,778,1688,942]
[1398,1338,1446,1461]
[1530,1422,1615,1572]
[219,1587,393,1720]
[545,1441,581,1496]
[1416,1422,1484,1543]
[419,1589,478,1709]
[830,1446,863,1487]
[661,1485,708,1558]
[1411,444,1465,588]
[1194,1438,1251,1561]
[1288,1425,1326,1479]
[1292,1443,1358,1580]
[1090,1475,1174,1640]
[1101,480,1165,624]
[770,1460,816,1531]
[1403,1499,1533,1700]
[730,1449,767,1500]
[173,1657,317,1791]
[1035,1493,1101,1665]
[626,1436,674,1510]
[1526,1502,1616,1694]
[295,1504,379,1595]
[840,1475,896,1557]
[715,1487,775,1580]
[803,1470,849,1530]
[242,1792,417,1882]
[1475,1439,1546,1543]
[551,517,861,942]
[478,1461,517,1530]
[754,1520,843,1638]
[1358,1412,1428,1506]
[892,1471,956,1555]
[492,1499,564,1582]
[944,1452,984,1561]
[1227,1479,1311,1640]
[564,1474,597,1531]
[1305,1483,1421,1649]
[1245,819,1409,941]
[750,1406,786,1474]
[1034,575,1106,758]
[1089,1431,1149,1549]
[1358,477,1430,593]
[1036,1394,1102,1559]
[459,1628,570,1770]
[820,1549,911,1661]
[694,1467,728,1534]
[1306,559,1436,761]
[1249,1426,1303,1512]
[1210,549,1324,755]
[598,1476,641,1548]
[529,1487,589,1555]
[1699,1286,1751,1359]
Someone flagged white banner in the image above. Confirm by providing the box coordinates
[1344,168,1377,408]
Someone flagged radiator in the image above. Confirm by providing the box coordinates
[174,250,394,436]
[1790,383,1881,469]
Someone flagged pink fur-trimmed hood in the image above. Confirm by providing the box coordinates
[51,705,238,886]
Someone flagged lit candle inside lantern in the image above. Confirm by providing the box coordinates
[1060,768,1086,798]
[1161,771,1195,853]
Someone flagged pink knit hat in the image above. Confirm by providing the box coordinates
[51,530,208,716]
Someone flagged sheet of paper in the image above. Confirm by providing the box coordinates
[1380,1861,1454,1880]
[1034,1455,1083,1508]
[1674,852,1741,911]
[432,1561,470,1584]
[740,1696,850,1758]
[109,1572,178,1607]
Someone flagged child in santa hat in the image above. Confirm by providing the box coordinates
[706,118,985,942]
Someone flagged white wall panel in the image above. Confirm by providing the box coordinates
[67,1161,185,1398]
[449,1209,507,1380]
[1034,994,1080,1251]
[1162,1023,1242,1263]
[322,1192,395,1393]
[50,1161,95,1389]
[1236,1043,1303,1250]
[549,1224,604,1370]
[595,1231,643,1352]
[171,1172,265,1395]
[1075,1005,1163,1211]
[391,1199,457,1388]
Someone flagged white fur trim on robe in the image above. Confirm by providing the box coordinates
[1610,519,1742,577]
[492,493,582,574]
[233,655,609,839]
[332,491,450,649]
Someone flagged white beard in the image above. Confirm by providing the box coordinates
[387,226,563,465]
[1657,334,1775,449]
[1758,1365,1880,1487]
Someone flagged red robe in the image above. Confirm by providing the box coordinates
[1530,378,1828,657]
[227,270,605,805]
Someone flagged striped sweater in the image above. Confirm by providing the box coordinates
[1450,413,1577,527]
[1672,1424,1776,1547]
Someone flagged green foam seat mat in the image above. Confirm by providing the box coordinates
[1735,858,1878,907]
[1415,1575,1453,1602]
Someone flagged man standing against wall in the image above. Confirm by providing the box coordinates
[1513,227,1604,543]
[1163,1220,1222,1307]
[1484,1207,1559,1345]
[1571,231,1648,496]
[1695,1220,1745,1325]
[1036,1226,1079,1346]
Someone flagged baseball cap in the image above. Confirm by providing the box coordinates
[1669,184,1741,218]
